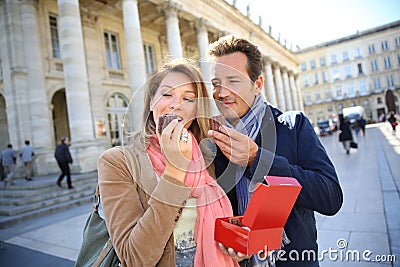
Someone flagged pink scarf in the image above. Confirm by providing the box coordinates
[147,133,238,267]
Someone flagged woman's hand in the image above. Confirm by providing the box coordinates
[158,119,192,183]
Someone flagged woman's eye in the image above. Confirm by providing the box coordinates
[162,93,172,97]
[183,97,195,103]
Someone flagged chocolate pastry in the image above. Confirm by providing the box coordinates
[209,114,226,132]
[158,114,179,134]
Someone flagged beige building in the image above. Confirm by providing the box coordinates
[0,0,301,176]
[296,20,400,126]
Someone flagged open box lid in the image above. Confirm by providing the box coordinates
[242,176,302,230]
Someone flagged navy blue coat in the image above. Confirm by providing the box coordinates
[214,105,343,267]
[54,143,73,164]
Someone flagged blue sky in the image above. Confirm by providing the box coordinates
[230,0,400,49]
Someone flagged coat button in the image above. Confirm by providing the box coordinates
[178,208,183,214]
[181,200,187,206]
[174,216,180,222]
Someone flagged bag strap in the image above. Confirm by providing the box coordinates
[93,239,114,267]
[93,184,100,212]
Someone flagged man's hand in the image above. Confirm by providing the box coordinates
[208,126,259,167]
[218,243,250,262]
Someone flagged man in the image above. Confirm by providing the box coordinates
[1,144,17,188]
[54,137,74,189]
[20,140,35,181]
[207,35,343,266]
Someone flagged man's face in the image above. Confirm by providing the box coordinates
[211,52,262,126]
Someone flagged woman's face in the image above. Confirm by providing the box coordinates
[151,72,198,129]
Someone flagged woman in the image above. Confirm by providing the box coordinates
[98,59,237,267]
[339,116,353,154]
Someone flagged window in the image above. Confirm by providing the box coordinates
[345,65,352,78]
[104,31,121,69]
[305,92,311,103]
[332,68,340,80]
[49,16,60,59]
[107,93,129,146]
[315,91,321,101]
[301,62,307,71]
[342,51,349,61]
[398,54,400,65]
[325,88,331,99]
[387,75,394,87]
[303,75,309,87]
[310,60,316,69]
[320,57,326,67]
[143,43,156,75]
[357,63,363,74]
[368,44,375,54]
[327,105,333,112]
[322,71,328,83]
[381,40,389,51]
[377,97,382,104]
[336,86,342,97]
[330,54,337,64]
[371,60,378,71]
[338,103,343,110]
[313,73,318,85]
[347,84,355,97]
[363,99,369,106]
[384,56,391,68]
[354,48,361,58]
[359,80,367,94]
[350,101,356,107]
[396,37,400,47]
[374,77,381,90]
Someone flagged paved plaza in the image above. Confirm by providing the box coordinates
[0,123,399,267]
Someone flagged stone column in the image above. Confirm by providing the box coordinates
[0,0,29,149]
[289,72,299,110]
[295,75,304,111]
[20,0,54,149]
[282,68,293,110]
[58,0,94,144]
[122,0,147,131]
[195,18,217,115]
[164,1,183,58]
[273,64,286,111]
[264,59,277,106]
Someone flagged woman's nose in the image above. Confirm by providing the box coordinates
[168,96,182,109]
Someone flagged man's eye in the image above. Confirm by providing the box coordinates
[230,80,239,84]
[212,81,221,87]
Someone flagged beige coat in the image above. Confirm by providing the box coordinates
[97,133,192,267]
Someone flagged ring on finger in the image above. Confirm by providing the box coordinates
[180,131,188,143]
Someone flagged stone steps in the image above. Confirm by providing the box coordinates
[0,171,98,228]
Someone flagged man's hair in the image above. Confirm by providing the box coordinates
[207,35,263,82]
[7,144,12,148]
[25,140,30,145]
[61,137,68,143]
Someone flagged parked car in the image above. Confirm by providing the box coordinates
[317,120,333,136]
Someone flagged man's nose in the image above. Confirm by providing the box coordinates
[217,86,231,98]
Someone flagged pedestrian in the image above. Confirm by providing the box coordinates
[54,137,73,189]
[387,112,398,133]
[1,144,17,188]
[357,116,366,137]
[339,117,354,154]
[97,59,237,266]
[206,35,343,266]
[19,140,35,181]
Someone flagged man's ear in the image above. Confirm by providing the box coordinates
[254,75,263,96]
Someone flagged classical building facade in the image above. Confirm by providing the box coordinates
[0,0,302,175]
[296,20,400,126]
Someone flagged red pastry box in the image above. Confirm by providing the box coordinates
[214,176,302,256]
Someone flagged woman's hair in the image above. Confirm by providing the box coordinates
[141,58,210,143]
[206,35,262,83]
